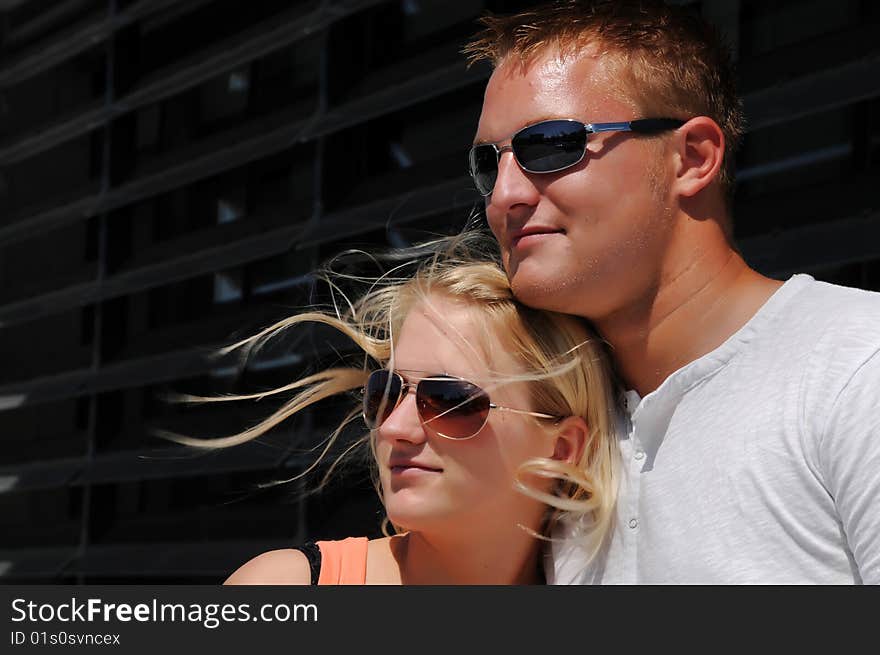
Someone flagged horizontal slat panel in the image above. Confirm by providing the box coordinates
[740,211,880,278]
[0,176,477,328]
[0,298,370,410]
[743,50,880,131]
[0,0,392,165]
[0,540,289,579]
[0,60,484,247]
[0,444,348,493]
[0,0,182,87]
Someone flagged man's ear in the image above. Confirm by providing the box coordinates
[671,116,725,198]
[549,416,588,466]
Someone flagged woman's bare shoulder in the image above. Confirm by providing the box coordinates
[223,548,313,585]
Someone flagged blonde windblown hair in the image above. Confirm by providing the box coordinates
[162,231,619,558]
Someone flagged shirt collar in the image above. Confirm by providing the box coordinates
[624,273,815,459]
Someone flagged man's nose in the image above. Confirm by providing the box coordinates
[487,148,541,218]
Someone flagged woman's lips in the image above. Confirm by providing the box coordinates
[390,464,442,476]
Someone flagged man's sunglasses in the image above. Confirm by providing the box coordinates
[362,369,560,440]
[468,117,686,196]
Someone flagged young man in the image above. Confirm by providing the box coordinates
[465,0,880,583]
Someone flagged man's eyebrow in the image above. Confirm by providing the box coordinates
[527,114,572,125]
[472,116,574,145]
[471,131,495,146]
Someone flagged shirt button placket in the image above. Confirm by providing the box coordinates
[624,415,641,583]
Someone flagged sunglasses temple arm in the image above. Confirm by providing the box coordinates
[489,404,560,420]
[589,119,685,134]
[586,122,634,134]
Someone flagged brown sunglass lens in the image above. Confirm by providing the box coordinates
[363,370,402,428]
[416,377,490,439]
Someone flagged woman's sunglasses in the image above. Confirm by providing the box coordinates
[468,117,686,196]
[362,369,560,440]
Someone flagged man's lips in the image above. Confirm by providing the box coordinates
[510,226,565,249]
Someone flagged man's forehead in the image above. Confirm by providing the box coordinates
[475,49,629,140]
[492,40,609,80]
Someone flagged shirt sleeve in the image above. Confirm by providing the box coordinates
[818,349,880,584]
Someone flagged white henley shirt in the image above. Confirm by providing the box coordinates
[551,274,880,584]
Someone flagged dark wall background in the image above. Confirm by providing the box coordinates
[0,0,877,583]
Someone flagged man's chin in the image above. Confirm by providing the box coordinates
[508,270,572,314]
[504,251,578,310]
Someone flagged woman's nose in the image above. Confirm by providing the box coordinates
[376,389,427,444]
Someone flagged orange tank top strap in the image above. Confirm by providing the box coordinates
[315,537,369,585]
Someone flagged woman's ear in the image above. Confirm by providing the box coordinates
[549,416,588,465]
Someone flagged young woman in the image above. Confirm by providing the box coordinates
[169,237,619,584]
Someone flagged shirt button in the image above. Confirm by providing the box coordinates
[628,518,639,529]
[634,450,645,461]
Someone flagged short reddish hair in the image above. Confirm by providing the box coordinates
[463,0,745,200]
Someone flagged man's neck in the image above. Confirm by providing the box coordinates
[595,243,783,398]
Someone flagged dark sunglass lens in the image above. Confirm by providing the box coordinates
[513,120,586,173]
[363,370,402,428]
[469,145,498,195]
[416,377,490,439]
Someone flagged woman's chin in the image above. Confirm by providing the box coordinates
[384,499,454,534]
